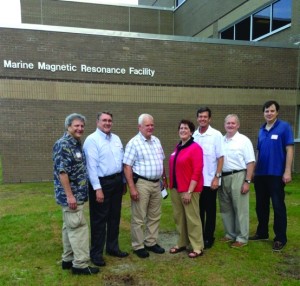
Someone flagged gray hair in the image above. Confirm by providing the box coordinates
[138,113,153,125]
[64,113,86,130]
[224,114,240,125]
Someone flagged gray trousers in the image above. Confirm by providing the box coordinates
[219,171,249,243]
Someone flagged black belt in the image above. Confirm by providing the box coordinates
[99,172,122,180]
[222,169,246,177]
[133,173,159,183]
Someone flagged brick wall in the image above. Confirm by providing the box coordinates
[0,28,298,88]
[0,80,298,183]
[0,27,298,182]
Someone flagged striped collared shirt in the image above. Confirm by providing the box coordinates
[123,132,165,180]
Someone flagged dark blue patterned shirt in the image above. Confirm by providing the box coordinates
[53,132,88,206]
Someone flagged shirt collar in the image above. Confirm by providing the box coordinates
[139,131,154,142]
[195,125,213,136]
[64,132,81,146]
[260,119,280,131]
[97,128,111,140]
[224,131,239,142]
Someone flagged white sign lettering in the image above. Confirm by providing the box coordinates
[4,60,34,70]
[2,59,156,77]
[38,62,77,72]
[129,67,155,77]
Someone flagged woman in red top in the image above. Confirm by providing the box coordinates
[169,119,204,258]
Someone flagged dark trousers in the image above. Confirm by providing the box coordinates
[254,175,287,243]
[89,174,123,260]
[199,186,217,241]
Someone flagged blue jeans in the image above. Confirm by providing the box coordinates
[254,176,287,244]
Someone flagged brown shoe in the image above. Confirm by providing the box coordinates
[231,241,247,248]
[220,236,234,243]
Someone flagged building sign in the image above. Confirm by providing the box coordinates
[3,59,156,77]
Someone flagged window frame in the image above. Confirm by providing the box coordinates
[295,106,300,142]
[175,0,186,9]
[219,0,292,42]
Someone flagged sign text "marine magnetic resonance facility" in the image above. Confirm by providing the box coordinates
[3,60,156,77]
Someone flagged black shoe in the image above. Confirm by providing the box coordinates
[91,258,106,267]
[62,260,72,270]
[272,241,286,252]
[133,248,149,258]
[72,266,99,275]
[204,239,215,249]
[145,244,165,254]
[249,234,269,241]
[107,250,129,258]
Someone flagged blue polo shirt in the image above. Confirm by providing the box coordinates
[255,119,294,176]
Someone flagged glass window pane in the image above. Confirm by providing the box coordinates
[272,0,292,31]
[235,17,250,41]
[221,26,234,40]
[176,0,186,7]
[253,6,270,39]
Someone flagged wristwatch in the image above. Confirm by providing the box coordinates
[244,179,251,184]
[188,190,193,194]
[215,173,222,178]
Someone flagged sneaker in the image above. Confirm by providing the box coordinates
[133,248,150,258]
[249,234,269,241]
[231,241,247,248]
[272,241,286,252]
[220,236,234,243]
[145,244,165,254]
[72,266,99,275]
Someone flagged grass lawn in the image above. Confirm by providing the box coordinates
[0,173,299,286]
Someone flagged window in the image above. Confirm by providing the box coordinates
[235,17,251,40]
[175,0,186,8]
[272,0,292,31]
[220,0,291,41]
[297,106,300,141]
[221,26,234,40]
[253,6,270,39]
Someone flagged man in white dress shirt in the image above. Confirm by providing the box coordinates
[83,111,128,267]
[193,107,224,249]
[219,114,255,248]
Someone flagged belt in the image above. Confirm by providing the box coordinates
[133,173,159,183]
[222,169,246,177]
[99,172,122,180]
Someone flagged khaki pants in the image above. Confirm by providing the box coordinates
[62,204,90,268]
[219,171,249,243]
[131,179,161,250]
[171,189,204,252]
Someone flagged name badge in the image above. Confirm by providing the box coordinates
[75,152,82,159]
[271,134,278,140]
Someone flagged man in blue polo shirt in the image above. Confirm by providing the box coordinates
[250,101,294,251]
